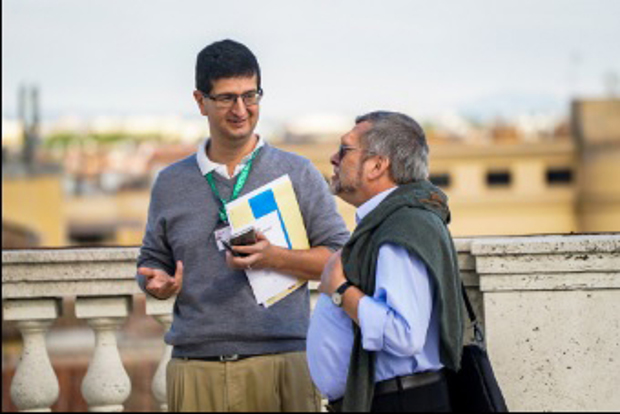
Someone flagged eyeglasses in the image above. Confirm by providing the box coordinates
[202,88,263,109]
[337,145,361,161]
[337,144,376,161]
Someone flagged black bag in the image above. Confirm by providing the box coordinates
[448,284,509,412]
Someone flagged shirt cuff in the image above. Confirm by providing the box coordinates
[358,296,390,352]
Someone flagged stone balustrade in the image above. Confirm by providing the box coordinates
[2,247,172,412]
[2,234,619,412]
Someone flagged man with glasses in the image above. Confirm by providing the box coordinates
[136,39,349,412]
[307,111,464,412]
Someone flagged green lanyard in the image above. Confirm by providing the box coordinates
[205,147,261,223]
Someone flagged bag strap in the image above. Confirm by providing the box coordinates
[461,282,477,323]
[461,281,485,344]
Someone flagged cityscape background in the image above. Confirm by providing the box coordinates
[3,0,620,248]
[2,1,620,411]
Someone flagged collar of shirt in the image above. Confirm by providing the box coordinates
[196,135,265,179]
[355,186,398,224]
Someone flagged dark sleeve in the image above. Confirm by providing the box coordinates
[135,173,175,294]
[294,159,350,251]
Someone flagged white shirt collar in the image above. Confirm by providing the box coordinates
[196,135,265,179]
[355,186,398,224]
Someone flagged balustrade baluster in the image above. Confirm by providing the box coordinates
[76,296,132,412]
[3,299,61,412]
[146,297,175,412]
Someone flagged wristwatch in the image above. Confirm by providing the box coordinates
[331,281,352,307]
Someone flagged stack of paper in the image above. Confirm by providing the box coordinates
[225,174,309,307]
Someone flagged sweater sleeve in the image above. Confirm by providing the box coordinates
[136,172,176,295]
[294,159,350,251]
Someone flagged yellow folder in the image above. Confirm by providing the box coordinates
[226,175,309,307]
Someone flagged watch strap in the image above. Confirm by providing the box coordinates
[336,281,352,295]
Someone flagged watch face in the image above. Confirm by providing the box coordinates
[331,293,342,307]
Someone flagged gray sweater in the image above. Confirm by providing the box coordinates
[136,142,350,358]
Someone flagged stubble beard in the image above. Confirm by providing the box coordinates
[215,110,258,144]
[330,165,363,197]
[225,120,255,142]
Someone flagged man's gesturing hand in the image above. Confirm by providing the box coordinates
[139,261,184,300]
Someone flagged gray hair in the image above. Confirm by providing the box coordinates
[355,111,429,184]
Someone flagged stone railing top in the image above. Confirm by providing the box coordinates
[4,235,618,299]
[454,238,476,274]
[454,238,474,252]
[471,234,620,256]
[470,234,620,292]
[1,241,480,300]
[1,247,140,264]
[1,241,480,263]
[2,247,142,300]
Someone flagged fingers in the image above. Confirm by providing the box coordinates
[138,267,155,279]
[146,277,173,299]
[143,264,183,299]
[172,261,184,293]
[232,238,269,256]
[227,251,261,270]
[226,233,273,271]
[174,261,184,283]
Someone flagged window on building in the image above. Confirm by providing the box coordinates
[430,173,451,188]
[546,168,573,185]
[487,171,511,187]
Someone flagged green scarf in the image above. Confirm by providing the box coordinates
[340,180,464,412]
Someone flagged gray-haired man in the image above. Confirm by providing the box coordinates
[307,111,464,412]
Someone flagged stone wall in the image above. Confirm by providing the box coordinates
[2,234,619,411]
[473,235,620,411]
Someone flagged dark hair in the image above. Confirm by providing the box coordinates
[356,111,429,184]
[195,39,261,94]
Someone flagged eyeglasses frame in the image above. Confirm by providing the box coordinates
[202,88,264,109]
[337,144,378,162]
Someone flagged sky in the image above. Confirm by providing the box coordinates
[2,0,620,127]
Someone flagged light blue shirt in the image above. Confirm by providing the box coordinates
[307,187,442,401]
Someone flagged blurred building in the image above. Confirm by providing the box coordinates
[280,98,620,235]
[2,98,619,248]
[429,99,620,235]
[2,85,66,248]
[2,170,66,247]
[63,143,196,246]
[571,99,620,232]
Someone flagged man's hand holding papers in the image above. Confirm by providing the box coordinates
[224,174,320,307]
[225,231,281,271]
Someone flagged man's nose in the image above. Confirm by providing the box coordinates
[230,96,248,116]
[330,151,340,167]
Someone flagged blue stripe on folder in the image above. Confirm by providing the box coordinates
[249,190,292,249]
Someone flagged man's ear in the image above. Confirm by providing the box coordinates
[367,156,391,181]
[193,90,208,116]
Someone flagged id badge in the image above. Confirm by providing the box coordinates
[214,224,232,252]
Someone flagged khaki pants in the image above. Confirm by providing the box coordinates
[167,351,322,412]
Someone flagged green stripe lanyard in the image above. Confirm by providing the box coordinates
[204,147,261,223]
